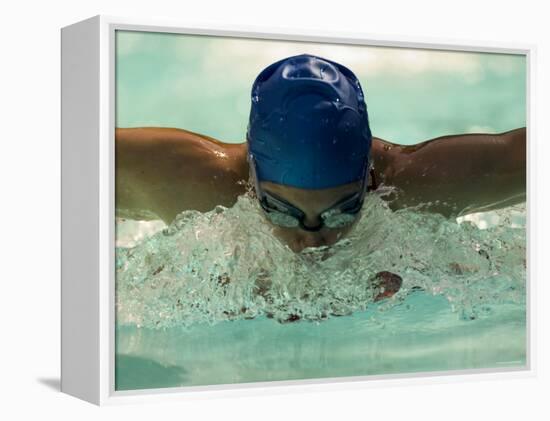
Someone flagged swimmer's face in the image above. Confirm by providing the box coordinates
[259,180,363,253]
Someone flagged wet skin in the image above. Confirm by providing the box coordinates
[115,127,526,225]
[115,126,526,306]
[259,180,362,252]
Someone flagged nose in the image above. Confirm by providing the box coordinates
[303,214,322,229]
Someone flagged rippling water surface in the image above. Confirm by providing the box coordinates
[114,31,527,391]
[115,192,526,390]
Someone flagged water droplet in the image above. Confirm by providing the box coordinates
[116,193,525,328]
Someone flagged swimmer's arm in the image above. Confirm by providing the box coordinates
[116,127,248,224]
[372,127,526,217]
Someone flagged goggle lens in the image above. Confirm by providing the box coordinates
[261,192,362,230]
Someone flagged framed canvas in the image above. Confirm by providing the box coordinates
[61,15,534,405]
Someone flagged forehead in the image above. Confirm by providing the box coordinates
[260,180,361,213]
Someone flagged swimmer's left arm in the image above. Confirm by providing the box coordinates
[372,127,526,217]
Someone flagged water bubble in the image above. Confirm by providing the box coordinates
[116,195,526,328]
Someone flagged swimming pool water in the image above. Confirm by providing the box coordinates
[115,192,526,390]
[116,292,525,390]
[114,32,527,391]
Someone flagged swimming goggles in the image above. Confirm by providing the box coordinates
[249,154,375,232]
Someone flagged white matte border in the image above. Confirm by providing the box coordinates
[95,14,535,405]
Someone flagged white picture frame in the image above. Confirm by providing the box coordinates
[61,14,535,405]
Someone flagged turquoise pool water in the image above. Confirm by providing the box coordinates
[115,31,526,146]
[115,293,525,390]
[115,194,526,390]
[114,31,527,391]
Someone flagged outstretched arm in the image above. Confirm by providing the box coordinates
[371,127,526,218]
[116,127,248,224]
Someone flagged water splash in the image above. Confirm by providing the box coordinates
[116,192,526,328]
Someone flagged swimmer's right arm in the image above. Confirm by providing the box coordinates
[116,127,249,224]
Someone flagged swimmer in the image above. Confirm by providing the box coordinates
[116,54,526,270]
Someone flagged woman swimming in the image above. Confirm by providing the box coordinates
[115,54,526,255]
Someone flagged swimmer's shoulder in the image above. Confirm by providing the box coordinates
[116,127,249,178]
[116,126,234,151]
[371,136,401,184]
[115,127,250,222]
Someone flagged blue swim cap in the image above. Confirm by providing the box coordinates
[247,53,372,189]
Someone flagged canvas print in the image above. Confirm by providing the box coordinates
[114,30,527,391]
